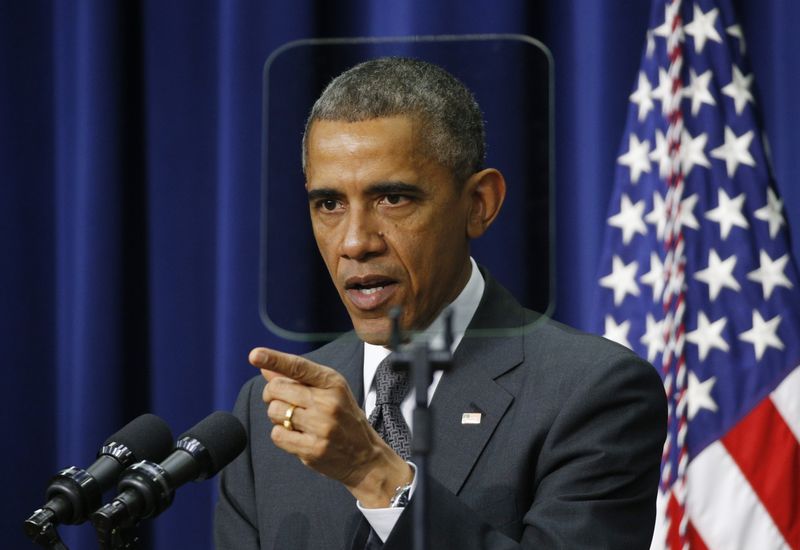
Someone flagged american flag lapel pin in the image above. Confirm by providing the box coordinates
[461,412,482,425]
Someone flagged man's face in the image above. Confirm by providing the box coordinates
[305,116,473,345]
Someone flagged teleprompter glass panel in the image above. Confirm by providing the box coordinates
[260,35,553,342]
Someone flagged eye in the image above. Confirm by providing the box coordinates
[314,198,343,213]
[380,194,410,206]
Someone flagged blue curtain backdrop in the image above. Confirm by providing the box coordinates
[2,1,798,549]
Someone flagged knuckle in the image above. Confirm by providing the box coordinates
[288,357,305,379]
[260,352,276,369]
[317,421,335,440]
[317,394,341,417]
[316,396,334,416]
[267,400,281,419]
[330,374,350,394]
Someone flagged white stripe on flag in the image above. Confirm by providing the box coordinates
[649,488,668,550]
[770,364,800,443]
[687,441,789,550]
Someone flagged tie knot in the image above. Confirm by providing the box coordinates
[373,357,410,406]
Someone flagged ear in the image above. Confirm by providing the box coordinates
[464,168,506,239]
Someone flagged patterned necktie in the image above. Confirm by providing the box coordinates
[368,356,412,460]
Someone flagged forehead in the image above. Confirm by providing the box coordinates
[307,116,417,158]
[305,117,425,184]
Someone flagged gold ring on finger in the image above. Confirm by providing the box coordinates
[283,404,297,431]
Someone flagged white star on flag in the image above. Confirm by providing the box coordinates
[630,72,655,121]
[640,313,665,362]
[599,256,640,305]
[646,29,656,58]
[608,194,647,244]
[645,191,667,239]
[694,249,741,301]
[640,252,666,302]
[710,127,755,177]
[603,315,632,349]
[738,310,784,361]
[686,312,729,361]
[726,24,746,54]
[649,130,671,180]
[684,68,716,115]
[617,134,652,184]
[705,188,749,239]
[721,65,754,115]
[686,372,718,420]
[684,5,723,53]
[753,187,785,239]
[651,68,673,116]
[680,129,711,176]
[747,251,793,299]
[675,192,700,233]
[652,2,682,40]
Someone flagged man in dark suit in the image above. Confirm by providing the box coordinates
[215,57,666,549]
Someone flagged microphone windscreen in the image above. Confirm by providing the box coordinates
[179,411,247,476]
[104,413,174,462]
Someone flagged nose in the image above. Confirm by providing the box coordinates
[339,208,386,261]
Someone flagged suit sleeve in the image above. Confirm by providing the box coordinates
[214,378,261,550]
[384,351,667,549]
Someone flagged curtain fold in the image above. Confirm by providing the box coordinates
[3,2,798,549]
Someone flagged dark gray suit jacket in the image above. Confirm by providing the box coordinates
[215,273,667,549]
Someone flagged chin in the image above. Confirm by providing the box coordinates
[352,317,393,346]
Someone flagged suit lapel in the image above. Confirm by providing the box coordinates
[427,271,529,495]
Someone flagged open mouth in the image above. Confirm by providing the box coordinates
[344,277,398,310]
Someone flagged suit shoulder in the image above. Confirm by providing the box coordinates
[522,314,662,392]
[527,314,643,363]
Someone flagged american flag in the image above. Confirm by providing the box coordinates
[594,0,800,548]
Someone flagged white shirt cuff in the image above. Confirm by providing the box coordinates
[356,461,417,542]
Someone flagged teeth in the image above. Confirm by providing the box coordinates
[359,286,384,295]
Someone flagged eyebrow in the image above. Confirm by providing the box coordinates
[366,181,425,197]
[307,181,427,202]
[307,188,342,202]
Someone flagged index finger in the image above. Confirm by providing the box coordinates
[249,347,341,389]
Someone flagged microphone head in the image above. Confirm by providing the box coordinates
[103,413,174,463]
[179,411,247,477]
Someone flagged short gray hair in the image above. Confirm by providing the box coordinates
[302,57,486,184]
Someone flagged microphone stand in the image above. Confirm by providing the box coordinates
[93,521,140,550]
[389,308,454,550]
[22,509,70,550]
[91,504,141,550]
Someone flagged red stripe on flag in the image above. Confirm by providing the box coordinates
[687,521,709,550]
[722,397,800,548]
[666,490,682,550]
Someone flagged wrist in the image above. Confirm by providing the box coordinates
[348,449,413,508]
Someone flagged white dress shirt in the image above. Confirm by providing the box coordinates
[357,257,485,541]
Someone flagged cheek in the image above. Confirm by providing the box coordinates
[393,232,449,283]
[312,218,336,250]
[312,229,340,275]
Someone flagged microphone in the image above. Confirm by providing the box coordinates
[91,411,246,532]
[24,414,174,540]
